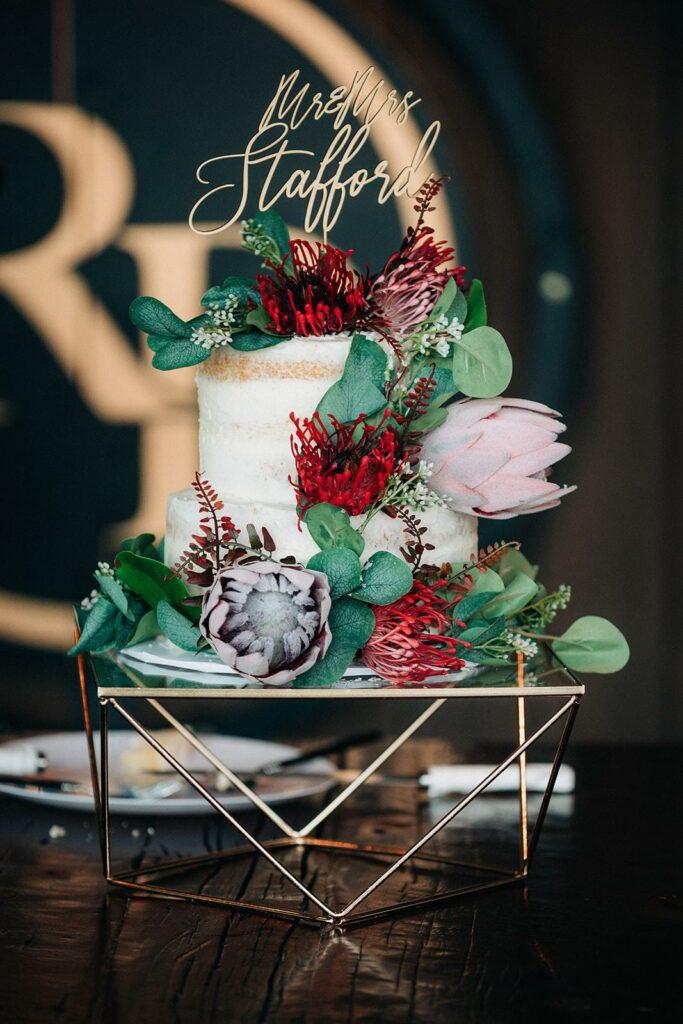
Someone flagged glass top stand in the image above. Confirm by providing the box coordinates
[90,644,584,700]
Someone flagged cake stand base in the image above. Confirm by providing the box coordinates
[77,648,582,930]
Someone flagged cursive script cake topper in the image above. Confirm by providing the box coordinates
[188,66,440,242]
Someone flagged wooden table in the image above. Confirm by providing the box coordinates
[0,740,679,1023]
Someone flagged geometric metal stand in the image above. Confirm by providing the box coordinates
[77,647,582,929]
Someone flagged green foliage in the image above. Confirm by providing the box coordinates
[552,616,630,673]
[97,574,132,620]
[452,326,513,398]
[498,546,539,584]
[244,304,283,336]
[229,330,284,352]
[294,598,375,688]
[457,617,508,664]
[152,339,210,370]
[118,533,159,560]
[464,279,487,331]
[156,600,203,652]
[478,572,539,620]
[124,608,159,647]
[129,296,191,339]
[69,598,119,655]
[201,277,258,309]
[114,551,195,616]
[304,503,365,556]
[250,210,290,259]
[351,551,413,606]
[307,547,362,599]
[430,279,467,323]
[316,334,388,426]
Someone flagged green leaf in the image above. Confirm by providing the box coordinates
[464,279,487,331]
[351,551,413,606]
[552,616,630,674]
[115,551,190,610]
[69,598,118,655]
[430,278,457,320]
[124,608,159,647]
[97,574,132,620]
[479,572,539,621]
[294,598,375,688]
[316,334,388,426]
[498,547,539,584]
[156,600,203,652]
[307,548,362,599]
[230,330,284,352]
[452,326,513,398]
[457,616,507,648]
[304,503,365,556]
[251,210,290,258]
[129,296,191,339]
[411,405,448,435]
[201,276,258,309]
[151,339,211,371]
[118,533,159,560]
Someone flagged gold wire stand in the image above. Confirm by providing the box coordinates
[77,645,582,930]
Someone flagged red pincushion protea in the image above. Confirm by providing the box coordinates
[257,240,369,337]
[361,580,469,684]
[370,227,466,336]
[290,411,399,517]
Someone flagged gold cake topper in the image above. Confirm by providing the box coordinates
[188,66,440,242]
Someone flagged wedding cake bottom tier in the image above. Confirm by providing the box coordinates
[164,488,478,574]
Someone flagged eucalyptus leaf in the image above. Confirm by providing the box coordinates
[430,279,457,320]
[294,598,375,688]
[351,551,413,606]
[129,296,191,339]
[498,547,539,583]
[156,600,203,652]
[316,334,388,426]
[201,276,258,309]
[307,547,362,599]
[124,608,159,647]
[230,330,284,352]
[479,572,539,621]
[552,616,630,673]
[96,573,131,620]
[464,279,487,331]
[69,598,118,655]
[251,209,290,258]
[152,339,211,371]
[304,503,365,556]
[452,326,513,398]
[457,616,507,647]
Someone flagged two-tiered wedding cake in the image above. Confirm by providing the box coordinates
[164,336,478,572]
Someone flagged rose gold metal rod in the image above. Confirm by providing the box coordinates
[75,634,106,873]
[107,698,335,918]
[517,652,529,868]
[526,695,581,866]
[99,700,111,879]
[143,697,298,839]
[296,697,448,838]
[336,696,577,921]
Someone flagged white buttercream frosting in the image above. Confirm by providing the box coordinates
[165,333,478,571]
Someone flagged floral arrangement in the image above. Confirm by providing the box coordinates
[72,182,629,685]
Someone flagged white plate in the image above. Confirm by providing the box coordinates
[0,732,335,816]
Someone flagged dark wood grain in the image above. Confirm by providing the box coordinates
[0,742,680,1023]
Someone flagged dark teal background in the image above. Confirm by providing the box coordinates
[0,0,679,742]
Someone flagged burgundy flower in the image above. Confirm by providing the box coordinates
[360,580,468,684]
[370,227,466,336]
[290,411,399,517]
[257,240,369,337]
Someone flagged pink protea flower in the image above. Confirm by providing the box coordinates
[200,560,332,685]
[370,228,465,336]
[420,398,576,519]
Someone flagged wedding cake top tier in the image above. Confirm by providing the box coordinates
[197,335,352,505]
